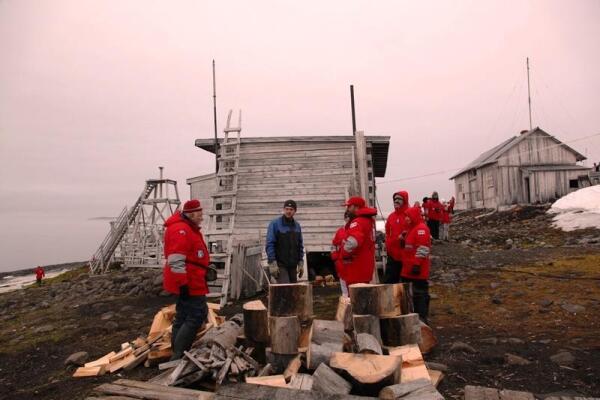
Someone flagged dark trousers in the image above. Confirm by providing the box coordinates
[427,219,440,240]
[383,257,402,284]
[171,295,208,360]
[400,277,430,324]
[277,263,298,284]
[36,278,42,287]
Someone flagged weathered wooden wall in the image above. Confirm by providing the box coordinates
[187,173,216,231]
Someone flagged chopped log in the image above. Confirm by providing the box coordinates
[356,333,383,355]
[108,353,137,373]
[418,321,437,354]
[245,375,288,388]
[288,373,314,390]
[335,296,353,331]
[400,362,430,383]
[269,316,300,355]
[392,283,414,315]
[379,378,443,400]
[282,354,302,381]
[306,320,345,370]
[312,363,352,395]
[198,320,243,350]
[265,347,298,373]
[388,344,423,366]
[216,357,233,385]
[349,283,397,317]
[352,314,382,344]
[73,365,106,377]
[243,300,269,343]
[95,379,214,400]
[123,349,150,371]
[329,352,401,395]
[428,369,444,388]
[380,313,422,347]
[216,382,369,400]
[148,304,175,339]
[268,283,313,322]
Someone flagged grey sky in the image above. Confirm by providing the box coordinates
[1,0,599,271]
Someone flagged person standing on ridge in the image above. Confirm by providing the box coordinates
[35,266,45,286]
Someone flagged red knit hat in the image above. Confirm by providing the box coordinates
[183,199,202,213]
[342,196,366,208]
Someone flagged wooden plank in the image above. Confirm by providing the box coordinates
[428,369,444,388]
[85,351,117,368]
[215,382,373,399]
[73,365,106,377]
[287,373,313,391]
[400,362,430,384]
[499,389,536,400]
[109,353,137,373]
[245,375,288,388]
[95,379,214,400]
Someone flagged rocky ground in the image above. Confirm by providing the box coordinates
[0,205,599,399]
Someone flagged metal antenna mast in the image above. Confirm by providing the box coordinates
[213,60,219,172]
[350,84,357,136]
[527,57,533,130]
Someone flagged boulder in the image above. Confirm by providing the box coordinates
[64,351,89,367]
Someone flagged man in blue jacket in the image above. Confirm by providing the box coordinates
[266,200,304,283]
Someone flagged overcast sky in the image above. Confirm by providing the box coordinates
[1,0,599,272]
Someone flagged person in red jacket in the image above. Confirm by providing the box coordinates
[331,211,350,296]
[400,206,432,323]
[35,266,45,286]
[163,199,212,360]
[339,196,377,286]
[425,191,443,240]
[384,191,409,283]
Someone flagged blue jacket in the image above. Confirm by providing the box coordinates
[266,216,304,268]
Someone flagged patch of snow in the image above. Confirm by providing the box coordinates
[549,186,600,231]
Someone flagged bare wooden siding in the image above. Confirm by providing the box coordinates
[530,169,586,203]
[497,132,578,167]
[187,173,216,231]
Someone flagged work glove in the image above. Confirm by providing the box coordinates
[179,285,190,300]
[297,260,304,278]
[410,265,421,276]
[268,261,279,279]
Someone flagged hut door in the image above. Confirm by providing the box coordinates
[524,177,531,203]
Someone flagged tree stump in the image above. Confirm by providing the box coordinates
[306,319,344,370]
[356,333,383,355]
[349,283,397,317]
[243,300,269,343]
[380,313,422,347]
[268,283,313,322]
[330,352,402,396]
[353,314,382,344]
[269,316,300,355]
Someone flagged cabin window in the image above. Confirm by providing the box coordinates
[486,175,494,188]
[369,186,373,193]
[458,183,463,192]
[368,172,373,180]
[462,193,465,200]
[569,179,579,189]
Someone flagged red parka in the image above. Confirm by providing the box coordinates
[385,191,409,262]
[35,266,45,279]
[400,207,432,281]
[331,226,346,281]
[425,199,444,221]
[340,207,377,285]
[163,212,210,296]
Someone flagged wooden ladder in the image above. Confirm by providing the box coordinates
[206,110,242,306]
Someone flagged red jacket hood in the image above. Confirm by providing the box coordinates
[393,191,409,213]
[356,206,378,218]
[405,206,424,228]
[164,211,200,231]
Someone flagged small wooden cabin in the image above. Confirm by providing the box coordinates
[187,133,389,303]
[450,127,591,210]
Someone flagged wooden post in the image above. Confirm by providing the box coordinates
[269,316,300,355]
[243,300,269,343]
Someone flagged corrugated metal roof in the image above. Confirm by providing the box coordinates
[450,127,587,179]
[194,135,391,177]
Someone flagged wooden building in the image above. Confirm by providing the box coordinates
[187,131,390,304]
[450,127,591,210]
